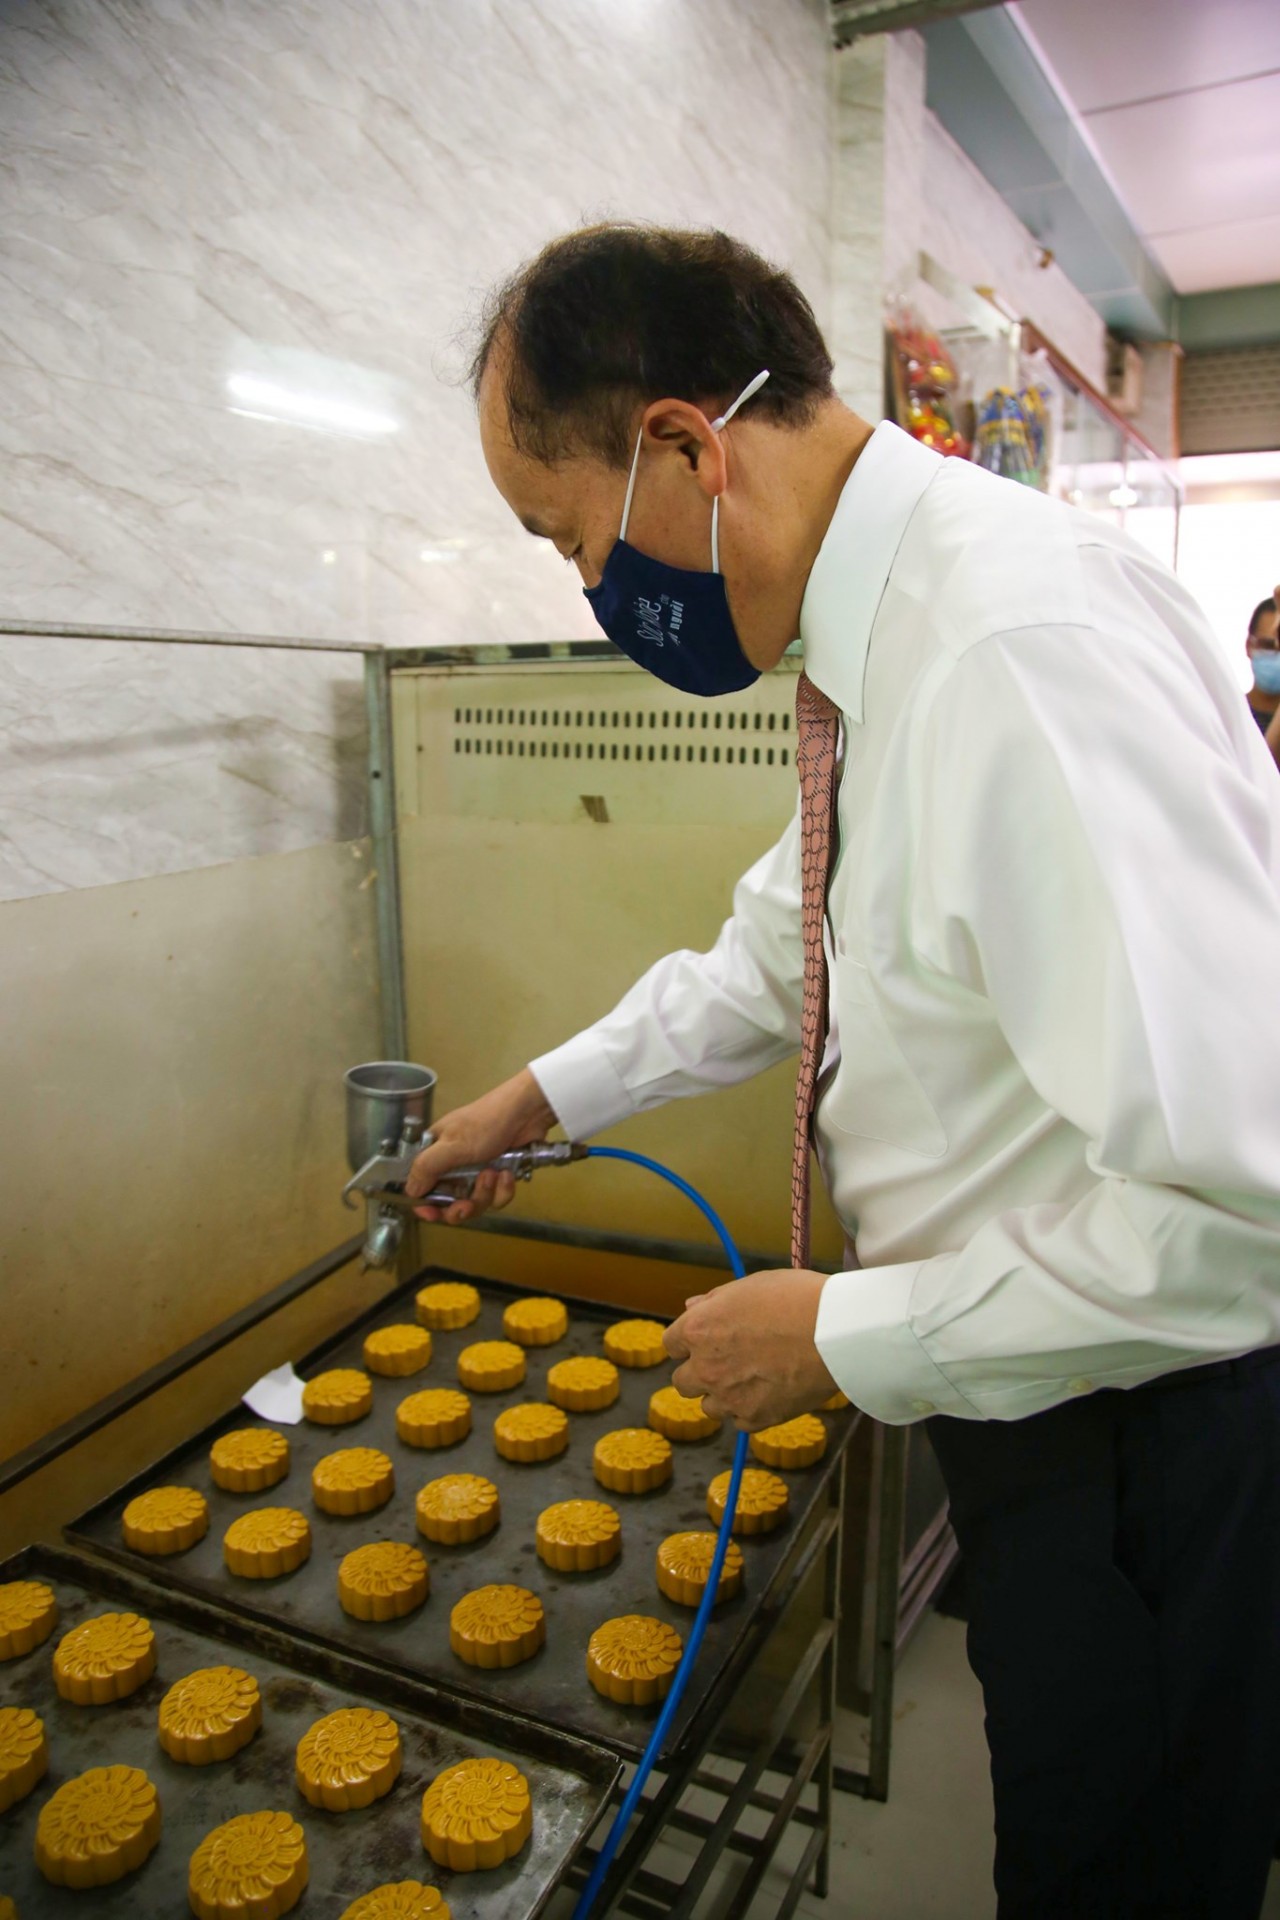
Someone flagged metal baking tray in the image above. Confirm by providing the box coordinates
[0,1543,618,1918]
[67,1266,857,1761]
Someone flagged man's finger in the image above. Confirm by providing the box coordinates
[663,1319,692,1362]
[699,1392,729,1422]
[671,1359,708,1400]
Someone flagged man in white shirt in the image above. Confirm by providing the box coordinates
[408,225,1280,1919]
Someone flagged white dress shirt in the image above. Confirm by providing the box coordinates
[531,422,1280,1424]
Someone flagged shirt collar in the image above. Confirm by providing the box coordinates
[798,420,942,722]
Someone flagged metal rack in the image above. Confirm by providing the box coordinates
[566,1456,845,1920]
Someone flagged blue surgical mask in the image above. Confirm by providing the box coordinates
[583,370,770,698]
[1253,651,1280,695]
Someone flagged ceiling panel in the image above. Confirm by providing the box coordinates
[1083,71,1280,238]
[1014,0,1280,114]
[1150,213,1280,295]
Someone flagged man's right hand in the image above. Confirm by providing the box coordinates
[403,1068,559,1225]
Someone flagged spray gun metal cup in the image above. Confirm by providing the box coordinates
[343,1062,437,1270]
[345,1062,437,1175]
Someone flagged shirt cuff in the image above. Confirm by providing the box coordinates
[528,1031,639,1143]
[815,1265,983,1425]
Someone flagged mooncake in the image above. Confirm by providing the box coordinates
[656,1531,744,1607]
[586,1616,683,1705]
[449,1586,545,1670]
[592,1428,673,1494]
[415,1282,480,1331]
[396,1389,472,1449]
[302,1368,373,1426]
[648,1385,722,1442]
[122,1485,209,1556]
[341,1885,450,1920]
[420,1758,531,1872]
[535,1499,621,1573]
[296,1707,402,1812]
[35,1766,161,1887]
[210,1427,290,1493]
[364,1324,433,1377]
[546,1356,620,1413]
[157,1666,261,1765]
[223,1508,311,1579]
[493,1402,569,1463]
[414,1474,500,1545]
[706,1467,790,1535]
[749,1414,827,1469]
[502,1297,568,1348]
[53,1612,156,1704]
[602,1320,668,1368]
[312,1447,395,1516]
[0,1706,47,1811]
[457,1341,526,1393]
[338,1543,430,1622]
[0,1580,57,1661]
[188,1810,307,1920]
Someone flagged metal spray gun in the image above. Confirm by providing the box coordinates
[342,1062,586,1268]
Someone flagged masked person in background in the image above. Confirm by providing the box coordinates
[407,226,1280,1920]
[1247,595,1280,767]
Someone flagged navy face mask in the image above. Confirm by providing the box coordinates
[583,369,770,698]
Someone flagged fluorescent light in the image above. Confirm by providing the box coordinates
[419,545,462,564]
[321,550,337,565]
[1109,484,1139,509]
[226,373,399,437]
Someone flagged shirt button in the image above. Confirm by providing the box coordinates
[910,1398,936,1415]
[1068,1377,1092,1395]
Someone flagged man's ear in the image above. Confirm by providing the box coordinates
[641,398,726,497]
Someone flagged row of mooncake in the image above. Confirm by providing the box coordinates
[0,1591,532,1914]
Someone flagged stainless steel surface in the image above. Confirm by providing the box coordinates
[365,652,410,1060]
[0,1543,619,1920]
[344,1062,437,1174]
[0,618,378,652]
[67,1265,859,1765]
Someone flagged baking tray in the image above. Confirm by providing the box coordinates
[0,1543,619,1918]
[67,1266,857,1761]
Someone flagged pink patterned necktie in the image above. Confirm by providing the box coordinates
[791,672,841,1270]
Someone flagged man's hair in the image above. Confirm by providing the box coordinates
[1248,597,1277,636]
[471,224,836,468]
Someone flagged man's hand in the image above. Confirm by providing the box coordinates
[663,1270,837,1430]
[403,1068,558,1225]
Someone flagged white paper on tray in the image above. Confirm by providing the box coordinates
[241,1361,305,1425]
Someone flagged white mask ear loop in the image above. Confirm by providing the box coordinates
[709,368,770,574]
[622,368,771,566]
[618,430,645,544]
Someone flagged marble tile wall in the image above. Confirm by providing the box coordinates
[0,0,833,899]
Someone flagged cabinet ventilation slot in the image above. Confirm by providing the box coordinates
[450,706,792,770]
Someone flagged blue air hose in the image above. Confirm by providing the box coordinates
[572,1145,752,1920]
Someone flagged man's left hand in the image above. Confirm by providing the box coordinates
[663,1270,838,1430]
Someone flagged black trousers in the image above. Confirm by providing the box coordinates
[927,1350,1280,1920]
